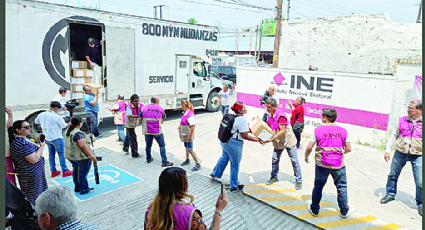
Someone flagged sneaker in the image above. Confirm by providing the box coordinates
[181,159,191,166]
[191,163,201,171]
[161,162,174,167]
[266,177,278,185]
[297,146,301,150]
[132,154,141,158]
[51,171,61,178]
[295,182,302,190]
[123,147,129,153]
[210,173,217,180]
[307,201,318,217]
[418,206,423,216]
[62,171,73,177]
[340,207,354,218]
[147,158,154,163]
[231,184,244,192]
[380,195,395,204]
[80,188,94,195]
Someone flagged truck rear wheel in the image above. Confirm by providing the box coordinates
[25,110,45,140]
[206,91,220,112]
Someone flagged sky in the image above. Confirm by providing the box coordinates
[44,0,421,32]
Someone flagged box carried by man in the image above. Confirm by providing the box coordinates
[249,117,273,141]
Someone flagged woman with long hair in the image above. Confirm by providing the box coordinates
[8,120,48,205]
[210,101,262,192]
[179,100,201,171]
[64,116,97,195]
[145,167,228,230]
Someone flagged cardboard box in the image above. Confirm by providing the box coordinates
[70,77,92,85]
[249,117,273,141]
[71,61,88,69]
[84,82,103,94]
[72,69,94,78]
[71,92,84,100]
[72,84,85,92]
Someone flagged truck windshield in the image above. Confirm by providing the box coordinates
[193,62,206,77]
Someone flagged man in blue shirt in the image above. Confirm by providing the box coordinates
[83,85,100,137]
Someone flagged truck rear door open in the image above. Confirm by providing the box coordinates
[105,26,135,100]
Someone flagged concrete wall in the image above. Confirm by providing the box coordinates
[278,14,422,74]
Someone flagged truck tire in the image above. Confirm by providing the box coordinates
[206,91,220,112]
[25,110,45,140]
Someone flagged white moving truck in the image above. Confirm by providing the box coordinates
[6,0,223,132]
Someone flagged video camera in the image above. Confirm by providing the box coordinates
[65,99,79,117]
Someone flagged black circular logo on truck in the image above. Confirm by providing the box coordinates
[42,16,99,89]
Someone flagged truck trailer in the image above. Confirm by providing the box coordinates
[6,0,223,133]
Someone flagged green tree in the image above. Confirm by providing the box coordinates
[188,18,198,24]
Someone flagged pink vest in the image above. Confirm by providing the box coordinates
[399,116,422,139]
[180,110,195,126]
[142,104,165,134]
[267,109,288,130]
[395,116,422,155]
[128,102,143,115]
[314,124,347,169]
[145,203,197,230]
[116,100,127,123]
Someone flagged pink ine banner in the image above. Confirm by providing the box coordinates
[412,75,422,101]
[237,92,389,131]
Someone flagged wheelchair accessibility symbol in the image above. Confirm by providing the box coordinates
[53,164,142,201]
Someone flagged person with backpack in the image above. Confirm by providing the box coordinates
[211,101,262,192]
[263,98,302,189]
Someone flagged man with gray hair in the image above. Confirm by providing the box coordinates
[35,185,98,230]
[380,100,422,216]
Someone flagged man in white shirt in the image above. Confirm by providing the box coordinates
[35,101,72,178]
[52,87,68,111]
[217,83,236,117]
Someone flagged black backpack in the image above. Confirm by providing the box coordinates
[218,114,241,143]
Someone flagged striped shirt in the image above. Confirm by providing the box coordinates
[10,136,48,205]
[54,219,99,230]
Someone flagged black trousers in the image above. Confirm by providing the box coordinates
[124,128,138,156]
[293,129,301,148]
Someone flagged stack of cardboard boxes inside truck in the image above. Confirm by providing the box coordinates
[71,61,93,102]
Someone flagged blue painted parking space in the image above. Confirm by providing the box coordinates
[53,164,142,201]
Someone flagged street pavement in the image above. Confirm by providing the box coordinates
[41,107,422,229]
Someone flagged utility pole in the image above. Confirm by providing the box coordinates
[236,29,239,55]
[273,0,283,67]
[287,0,291,21]
[258,21,263,62]
[254,25,259,58]
[249,29,252,55]
[153,5,165,19]
[417,0,422,23]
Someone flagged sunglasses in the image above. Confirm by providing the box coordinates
[407,106,417,110]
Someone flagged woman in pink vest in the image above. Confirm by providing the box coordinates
[145,167,228,230]
[304,108,352,218]
[179,100,201,171]
[105,94,127,144]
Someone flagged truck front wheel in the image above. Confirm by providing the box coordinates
[206,91,220,112]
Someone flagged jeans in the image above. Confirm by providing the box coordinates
[184,142,193,151]
[45,138,69,172]
[385,150,422,206]
[293,129,301,148]
[145,134,168,164]
[124,128,138,156]
[212,138,243,189]
[311,165,349,215]
[116,125,126,142]
[70,159,92,193]
[262,112,268,122]
[86,111,99,137]
[220,105,229,116]
[270,146,302,182]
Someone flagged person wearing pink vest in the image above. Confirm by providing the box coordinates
[263,98,302,190]
[305,108,352,218]
[179,99,201,171]
[141,96,173,167]
[105,94,127,144]
[123,94,143,158]
[145,167,228,230]
[380,100,422,216]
